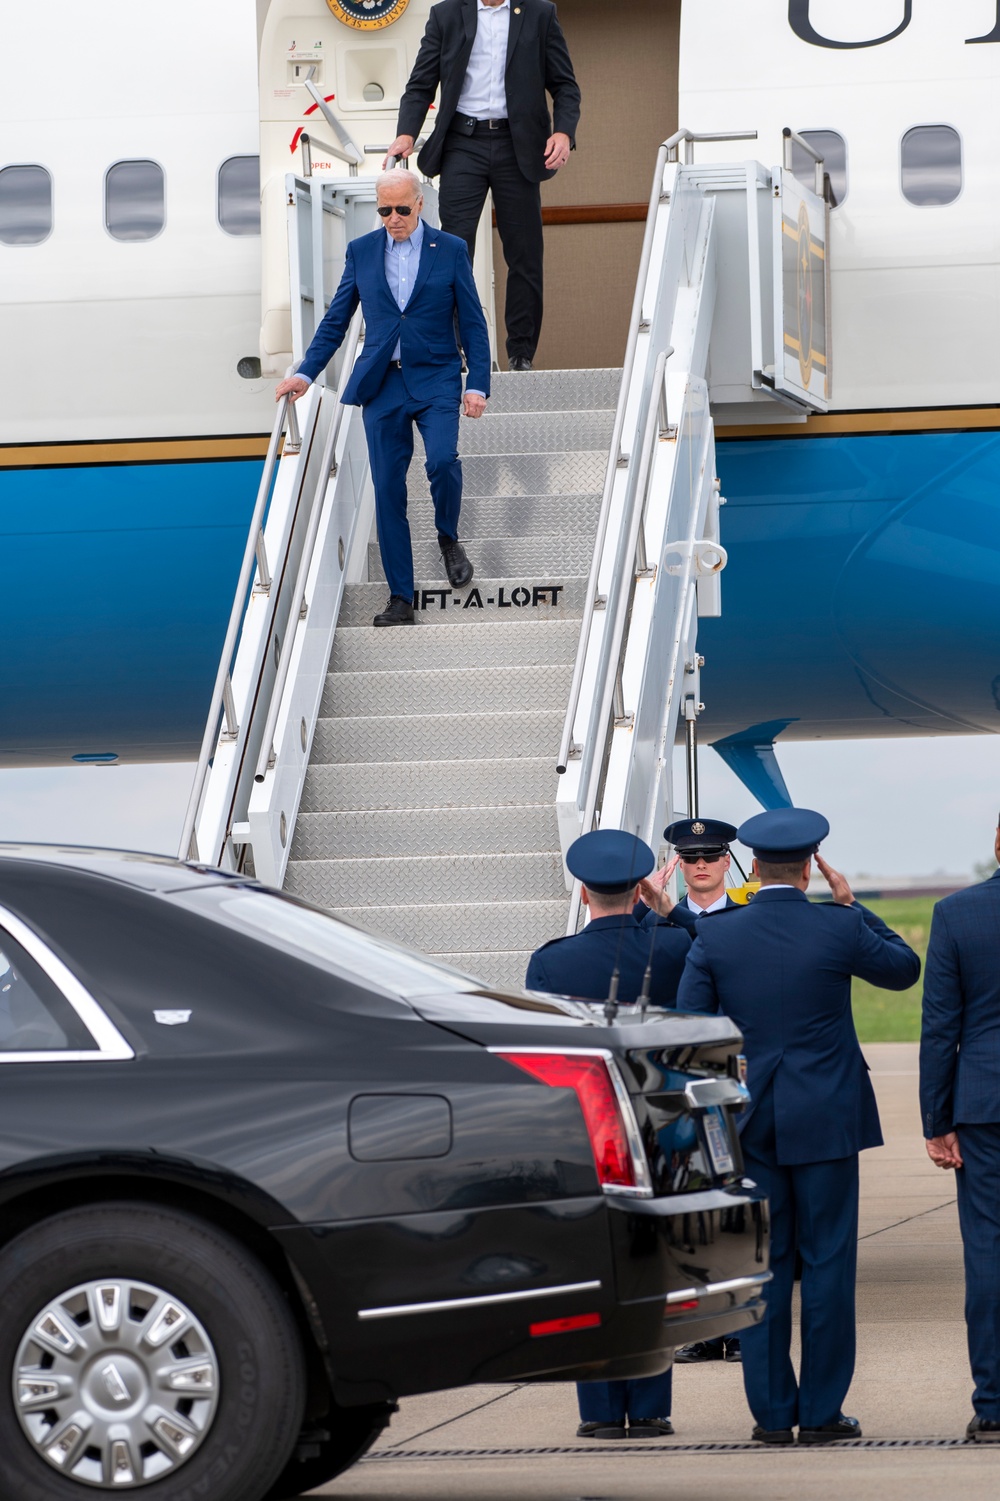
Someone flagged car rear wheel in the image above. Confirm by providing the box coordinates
[0,1203,306,1500]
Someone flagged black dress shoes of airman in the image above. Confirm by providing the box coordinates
[751,1425,795,1445]
[438,536,474,588]
[797,1415,861,1444]
[967,1416,1000,1440]
[373,594,414,627]
[576,1421,626,1439]
[675,1340,725,1363]
[508,356,533,371]
[627,1418,674,1437]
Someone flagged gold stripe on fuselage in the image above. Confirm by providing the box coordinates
[717,407,1000,440]
[0,435,272,470]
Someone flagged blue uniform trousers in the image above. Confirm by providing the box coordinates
[738,1085,859,1431]
[956,1123,1000,1419]
[576,1368,673,1424]
[361,366,462,601]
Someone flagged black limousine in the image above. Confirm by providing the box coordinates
[0,846,768,1499]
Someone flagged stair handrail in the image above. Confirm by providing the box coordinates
[177,388,302,861]
[253,308,364,786]
[556,127,756,778]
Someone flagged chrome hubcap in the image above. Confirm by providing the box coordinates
[13,1278,220,1488]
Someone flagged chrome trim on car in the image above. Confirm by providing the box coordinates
[665,1271,772,1304]
[357,1279,603,1321]
[683,1076,750,1111]
[0,903,134,1063]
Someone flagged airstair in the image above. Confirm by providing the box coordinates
[180,128,832,984]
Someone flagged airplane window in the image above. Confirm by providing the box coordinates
[0,932,96,1051]
[218,155,261,236]
[900,125,962,206]
[0,165,52,245]
[789,131,847,207]
[105,159,165,241]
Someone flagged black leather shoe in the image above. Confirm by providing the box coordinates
[798,1416,861,1444]
[724,1338,742,1363]
[628,1418,674,1437]
[508,356,533,371]
[752,1425,795,1445]
[967,1416,1000,1440]
[576,1421,626,1439]
[675,1340,726,1363]
[439,537,473,587]
[373,594,414,627]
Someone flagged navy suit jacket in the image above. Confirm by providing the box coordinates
[526,913,691,1008]
[676,888,921,1164]
[920,870,1000,1137]
[297,223,490,407]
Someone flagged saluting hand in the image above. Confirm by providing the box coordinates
[926,1132,963,1170]
[816,853,855,906]
[637,854,680,916]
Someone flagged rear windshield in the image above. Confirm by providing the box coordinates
[174,887,481,1000]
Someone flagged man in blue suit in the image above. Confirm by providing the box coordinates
[526,829,692,1439]
[276,169,491,627]
[920,816,1000,1442]
[677,808,920,1445]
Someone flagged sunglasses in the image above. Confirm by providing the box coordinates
[679,852,726,864]
[377,203,417,217]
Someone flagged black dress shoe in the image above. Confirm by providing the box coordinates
[967,1416,1000,1440]
[372,594,414,627]
[576,1421,626,1439]
[439,537,473,587]
[628,1418,674,1437]
[798,1415,861,1444]
[752,1425,795,1445]
[675,1340,725,1363]
[508,356,533,371]
[724,1338,742,1363]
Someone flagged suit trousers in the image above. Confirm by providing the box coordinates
[576,1369,673,1424]
[738,1086,859,1430]
[956,1122,1000,1419]
[361,366,462,601]
[437,130,544,362]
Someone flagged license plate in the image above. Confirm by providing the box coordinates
[703,1105,734,1177]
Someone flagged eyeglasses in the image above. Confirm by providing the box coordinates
[377,203,416,217]
[679,852,725,864]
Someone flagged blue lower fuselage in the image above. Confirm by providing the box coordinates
[2,428,998,765]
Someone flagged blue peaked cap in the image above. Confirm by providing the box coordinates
[566,830,655,894]
[737,807,830,861]
[664,817,738,853]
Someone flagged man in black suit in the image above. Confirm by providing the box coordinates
[920,815,1000,1441]
[385,0,580,370]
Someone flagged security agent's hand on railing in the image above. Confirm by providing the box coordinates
[275,375,309,403]
[383,135,415,168]
[636,853,680,916]
[815,853,855,906]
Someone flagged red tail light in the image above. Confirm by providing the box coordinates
[496,1050,651,1195]
[530,1312,601,1338]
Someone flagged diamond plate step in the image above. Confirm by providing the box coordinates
[329,900,566,954]
[284,851,567,907]
[431,951,534,991]
[331,620,581,672]
[337,578,585,625]
[291,805,560,860]
[406,452,607,500]
[408,494,600,539]
[320,664,572,718]
[311,710,565,764]
[457,411,614,455]
[367,535,595,582]
[299,758,558,813]
[485,368,621,413]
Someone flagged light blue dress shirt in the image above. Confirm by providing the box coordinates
[385,217,424,360]
[456,0,510,119]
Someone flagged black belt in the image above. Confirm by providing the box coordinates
[451,116,510,137]
[389,358,402,369]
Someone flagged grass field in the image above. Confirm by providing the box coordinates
[851,895,936,1042]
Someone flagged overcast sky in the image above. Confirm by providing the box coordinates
[0,733,995,879]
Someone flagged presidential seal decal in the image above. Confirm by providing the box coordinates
[326,0,410,28]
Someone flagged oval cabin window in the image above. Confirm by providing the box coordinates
[105,160,165,241]
[217,156,261,236]
[0,165,53,245]
[900,126,962,206]
[789,131,847,207]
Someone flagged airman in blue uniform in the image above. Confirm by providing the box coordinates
[676,808,920,1445]
[525,829,692,1439]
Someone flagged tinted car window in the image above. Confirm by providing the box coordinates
[790,130,847,207]
[900,125,962,206]
[0,165,52,245]
[105,160,165,240]
[0,929,96,1051]
[218,156,260,236]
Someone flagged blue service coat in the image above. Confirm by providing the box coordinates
[676,888,920,1164]
[525,913,691,1007]
[920,869,1000,1137]
[297,223,491,407]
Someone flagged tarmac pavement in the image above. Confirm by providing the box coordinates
[317,1044,987,1500]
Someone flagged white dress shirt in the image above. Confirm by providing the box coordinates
[687,891,730,917]
[456,0,510,120]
